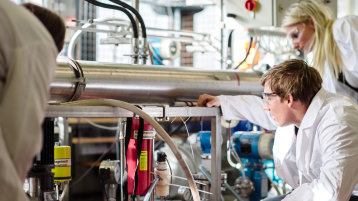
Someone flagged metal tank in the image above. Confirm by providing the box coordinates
[50,59,263,104]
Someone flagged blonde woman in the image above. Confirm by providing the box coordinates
[282,0,358,103]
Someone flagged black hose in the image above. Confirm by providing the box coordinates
[228,30,234,48]
[234,36,253,70]
[227,30,234,69]
[108,0,147,38]
[84,0,138,38]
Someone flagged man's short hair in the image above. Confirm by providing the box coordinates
[22,3,65,53]
[260,59,322,106]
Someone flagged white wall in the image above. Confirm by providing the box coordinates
[193,5,221,69]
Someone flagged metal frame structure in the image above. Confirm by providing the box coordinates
[46,105,222,200]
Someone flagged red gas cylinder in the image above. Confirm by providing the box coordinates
[126,118,155,195]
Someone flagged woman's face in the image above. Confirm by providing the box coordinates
[284,19,315,55]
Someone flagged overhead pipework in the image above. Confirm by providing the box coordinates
[50,59,263,104]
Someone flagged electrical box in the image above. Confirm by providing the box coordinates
[225,0,337,28]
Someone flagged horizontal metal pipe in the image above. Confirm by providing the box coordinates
[73,20,209,38]
[50,60,263,104]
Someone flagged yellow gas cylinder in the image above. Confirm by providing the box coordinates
[52,146,71,182]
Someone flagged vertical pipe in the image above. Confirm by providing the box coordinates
[108,184,117,200]
[120,119,126,201]
[115,119,121,161]
[220,0,227,70]
[173,8,182,66]
[29,178,39,198]
[58,117,71,146]
[150,139,155,201]
[210,115,222,200]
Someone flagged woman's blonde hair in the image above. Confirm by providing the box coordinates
[282,0,342,78]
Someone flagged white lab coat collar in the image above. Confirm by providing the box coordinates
[299,88,326,131]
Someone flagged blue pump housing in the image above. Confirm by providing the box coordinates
[230,132,270,200]
[231,131,262,159]
[197,131,211,154]
[196,119,278,201]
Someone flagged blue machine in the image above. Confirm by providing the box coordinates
[196,131,211,154]
[231,131,274,201]
[196,127,275,201]
[231,132,263,159]
[231,120,261,134]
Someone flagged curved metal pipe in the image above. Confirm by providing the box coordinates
[67,18,129,59]
[50,60,263,104]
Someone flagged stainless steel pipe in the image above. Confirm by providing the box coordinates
[50,60,263,104]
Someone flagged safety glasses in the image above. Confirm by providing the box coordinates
[262,91,281,105]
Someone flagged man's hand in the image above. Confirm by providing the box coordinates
[197,94,221,107]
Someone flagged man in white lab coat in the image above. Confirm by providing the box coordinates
[198,59,358,201]
[0,1,65,200]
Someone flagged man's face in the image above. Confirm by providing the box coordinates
[262,83,291,127]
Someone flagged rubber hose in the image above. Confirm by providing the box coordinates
[59,99,200,201]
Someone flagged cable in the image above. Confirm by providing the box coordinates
[147,43,157,65]
[71,117,121,187]
[169,174,206,186]
[71,141,115,186]
[234,36,253,70]
[168,184,212,195]
[83,118,119,130]
[179,117,195,159]
[108,0,147,38]
[198,165,244,201]
[84,0,138,38]
[166,158,172,194]
[227,30,234,69]
[115,118,121,161]
[82,117,122,160]
[150,172,207,186]
[227,122,245,177]
[107,0,149,64]
[60,99,201,201]
[148,42,164,65]
[228,30,234,49]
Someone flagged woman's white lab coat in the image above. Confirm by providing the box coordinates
[218,89,358,201]
[322,16,358,103]
[0,1,57,200]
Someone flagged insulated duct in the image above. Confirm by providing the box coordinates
[50,59,263,104]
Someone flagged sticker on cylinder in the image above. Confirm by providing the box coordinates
[55,159,71,167]
[139,151,148,171]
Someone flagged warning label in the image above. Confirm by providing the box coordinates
[139,151,148,171]
[54,159,71,167]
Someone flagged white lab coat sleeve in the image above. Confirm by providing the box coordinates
[0,128,29,201]
[333,16,358,87]
[0,43,57,183]
[0,1,58,200]
[218,95,277,131]
[283,117,358,201]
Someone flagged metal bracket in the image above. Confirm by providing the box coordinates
[64,57,86,102]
